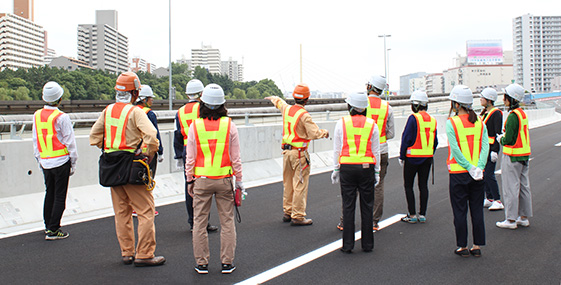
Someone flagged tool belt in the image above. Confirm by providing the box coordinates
[281,144,307,151]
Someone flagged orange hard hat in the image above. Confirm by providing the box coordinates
[293,83,310,99]
[115,72,141,91]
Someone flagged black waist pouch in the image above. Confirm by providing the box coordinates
[99,151,134,187]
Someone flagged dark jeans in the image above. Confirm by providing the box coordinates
[403,158,432,216]
[449,173,486,248]
[42,160,71,232]
[340,164,376,251]
[484,155,501,200]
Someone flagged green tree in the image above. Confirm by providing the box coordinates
[232,88,246,99]
[14,86,32,100]
[246,86,260,99]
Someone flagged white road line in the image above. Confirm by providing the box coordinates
[555,142,561,147]
[236,214,405,285]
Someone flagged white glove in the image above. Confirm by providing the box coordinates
[490,151,498,163]
[375,172,380,187]
[468,166,478,179]
[158,154,164,163]
[398,159,404,167]
[331,169,340,184]
[473,168,484,181]
[69,166,75,176]
[496,134,504,145]
[235,180,245,191]
[175,159,184,170]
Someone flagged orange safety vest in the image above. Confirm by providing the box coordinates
[339,115,376,165]
[34,109,69,159]
[193,117,233,179]
[482,107,502,144]
[104,103,136,153]
[178,102,200,145]
[136,105,153,152]
[503,108,531,157]
[407,111,437,158]
[282,105,310,149]
[446,115,484,173]
[366,96,389,143]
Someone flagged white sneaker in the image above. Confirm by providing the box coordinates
[484,199,493,208]
[489,200,505,211]
[496,220,517,229]
[516,217,530,227]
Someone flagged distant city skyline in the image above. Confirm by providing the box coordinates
[0,0,559,93]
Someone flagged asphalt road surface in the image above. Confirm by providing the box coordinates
[2,121,561,285]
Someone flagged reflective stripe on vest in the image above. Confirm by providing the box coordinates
[366,96,389,143]
[406,112,437,158]
[178,102,200,145]
[482,107,502,145]
[34,109,69,159]
[339,115,376,164]
[282,105,310,149]
[446,115,483,173]
[137,105,152,152]
[503,108,531,157]
[104,103,135,153]
[193,117,233,178]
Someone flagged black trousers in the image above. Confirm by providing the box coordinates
[42,160,71,232]
[483,155,501,200]
[340,164,376,251]
[449,173,486,248]
[182,156,194,228]
[403,158,432,216]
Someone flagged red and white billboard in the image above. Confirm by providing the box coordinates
[466,40,503,64]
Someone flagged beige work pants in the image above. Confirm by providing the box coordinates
[282,149,311,219]
[373,152,389,224]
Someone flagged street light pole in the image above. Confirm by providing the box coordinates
[378,34,391,80]
[387,48,391,99]
[168,0,172,110]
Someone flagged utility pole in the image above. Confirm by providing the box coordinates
[168,0,172,110]
[378,34,391,81]
[300,44,303,83]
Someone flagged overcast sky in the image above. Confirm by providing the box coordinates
[1,0,560,93]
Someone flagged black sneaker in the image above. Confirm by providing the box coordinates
[221,264,236,274]
[45,229,69,240]
[194,264,208,274]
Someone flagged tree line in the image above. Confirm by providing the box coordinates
[0,63,283,101]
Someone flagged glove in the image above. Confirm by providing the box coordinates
[468,166,478,179]
[158,154,164,163]
[235,180,245,191]
[398,159,404,167]
[490,151,498,163]
[473,168,484,181]
[331,169,340,184]
[175,159,184,170]
[375,172,380,187]
[69,166,75,176]
[496,134,504,145]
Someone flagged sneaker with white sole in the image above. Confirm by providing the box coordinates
[401,215,418,224]
[483,199,493,208]
[516,217,530,227]
[496,220,517,229]
[489,200,504,211]
[221,264,236,274]
[194,264,208,274]
[418,215,427,223]
[45,229,69,240]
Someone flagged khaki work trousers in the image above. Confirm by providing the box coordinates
[282,149,311,219]
[193,177,236,265]
[373,152,389,224]
[110,184,156,259]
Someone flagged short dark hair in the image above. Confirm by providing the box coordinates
[294,98,308,105]
[347,104,367,116]
[199,103,228,120]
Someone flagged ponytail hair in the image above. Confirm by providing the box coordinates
[467,108,477,124]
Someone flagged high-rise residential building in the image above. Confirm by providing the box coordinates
[0,13,44,70]
[221,57,244,81]
[424,73,444,94]
[77,10,128,74]
[190,44,221,74]
[13,0,33,21]
[513,14,561,92]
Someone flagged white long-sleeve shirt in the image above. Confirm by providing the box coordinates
[32,105,78,169]
[333,116,381,173]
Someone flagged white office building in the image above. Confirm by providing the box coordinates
[221,57,244,81]
[513,14,561,92]
[190,45,221,74]
[78,10,128,74]
[0,13,45,70]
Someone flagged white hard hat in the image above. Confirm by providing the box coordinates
[138,85,155,99]
[449,85,473,105]
[42,81,64,102]
[480,88,498,102]
[410,90,429,106]
[186,79,204,95]
[504,83,525,102]
[201,83,226,106]
[345,92,369,110]
[367,75,387,93]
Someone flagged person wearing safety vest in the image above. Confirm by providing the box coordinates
[32,81,78,240]
[366,75,394,231]
[266,84,329,226]
[185,84,244,274]
[331,92,380,253]
[89,72,165,267]
[398,90,438,224]
[133,84,163,217]
[446,85,489,258]
[173,79,218,233]
[479,88,504,211]
[495,83,532,230]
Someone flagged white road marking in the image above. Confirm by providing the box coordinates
[555,142,561,147]
[236,214,405,285]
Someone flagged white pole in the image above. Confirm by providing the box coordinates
[168,0,172,110]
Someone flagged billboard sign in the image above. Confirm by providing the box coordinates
[467,40,503,64]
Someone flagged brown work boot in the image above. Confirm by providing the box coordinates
[282,214,291,222]
[134,256,166,267]
[291,218,313,226]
